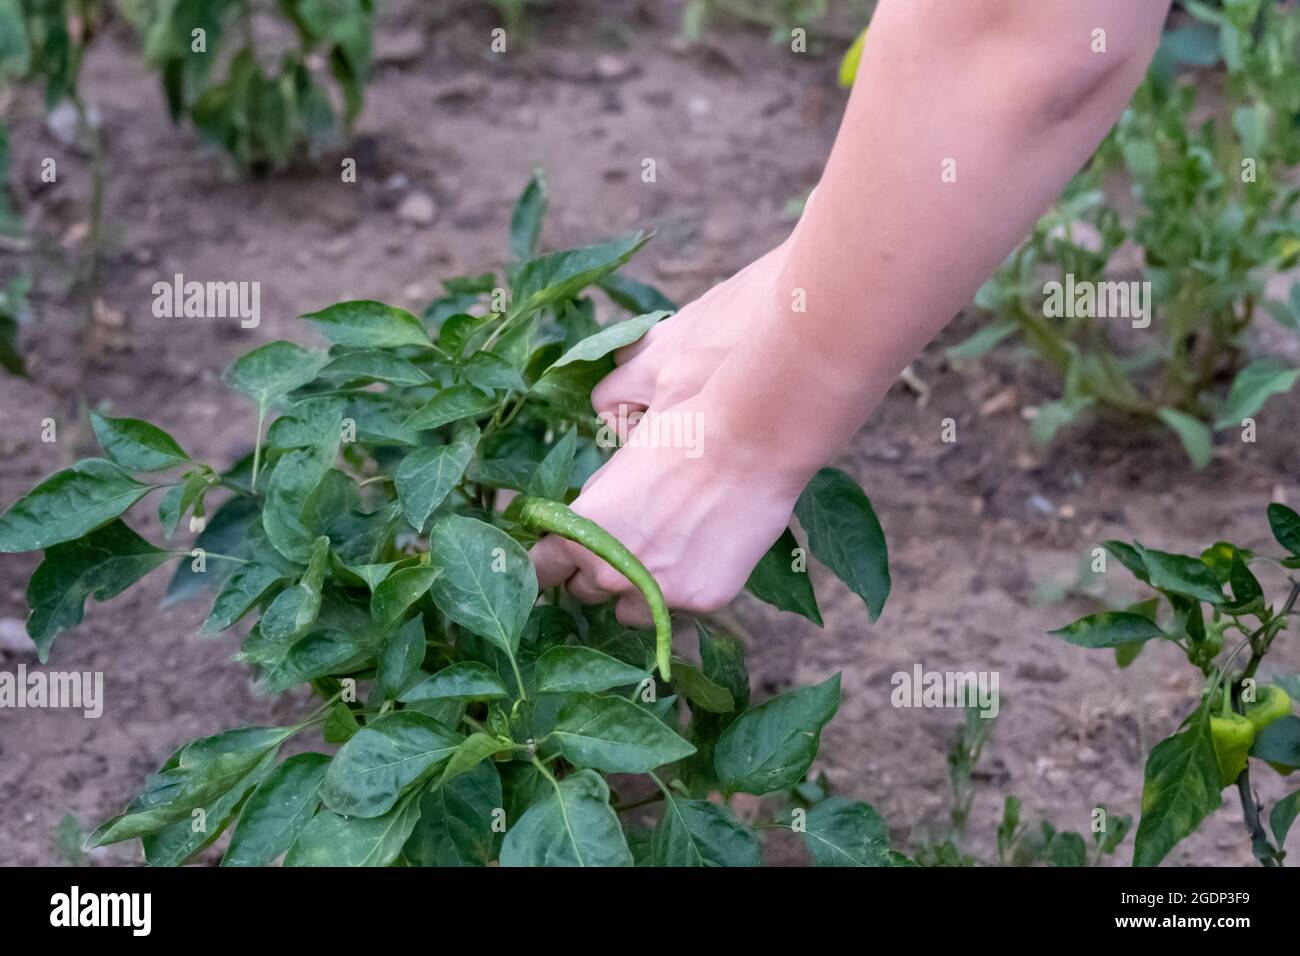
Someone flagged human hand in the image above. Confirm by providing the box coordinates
[529,394,809,627]
[590,239,790,416]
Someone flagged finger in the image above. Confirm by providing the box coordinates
[530,535,580,591]
[591,362,654,417]
[614,591,655,630]
[567,569,616,605]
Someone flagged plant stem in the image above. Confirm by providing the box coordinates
[169,549,248,564]
[1240,580,1299,684]
[1235,769,1281,866]
[250,407,266,492]
[508,652,529,702]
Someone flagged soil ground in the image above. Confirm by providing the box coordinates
[1,0,1298,866]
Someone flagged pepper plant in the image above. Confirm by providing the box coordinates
[0,172,897,866]
[966,0,1300,465]
[910,708,1132,867]
[1,0,110,344]
[132,0,375,172]
[1050,503,1300,866]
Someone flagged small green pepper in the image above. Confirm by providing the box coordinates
[1244,684,1292,733]
[1210,688,1255,788]
[517,496,673,681]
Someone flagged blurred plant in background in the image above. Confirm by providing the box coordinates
[683,0,876,45]
[122,0,375,172]
[966,0,1300,466]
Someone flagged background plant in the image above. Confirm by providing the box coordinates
[0,0,109,349]
[682,0,874,45]
[0,172,899,867]
[129,0,375,172]
[966,0,1300,466]
[908,707,1132,867]
[1050,504,1300,865]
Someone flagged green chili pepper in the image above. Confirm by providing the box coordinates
[1244,684,1292,733]
[517,496,673,681]
[1210,687,1255,788]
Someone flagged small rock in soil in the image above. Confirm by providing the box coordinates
[375,32,425,66]
[397,192,438,227]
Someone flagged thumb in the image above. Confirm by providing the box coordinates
[529,534,579,591]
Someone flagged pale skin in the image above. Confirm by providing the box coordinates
[531,0,1174,627]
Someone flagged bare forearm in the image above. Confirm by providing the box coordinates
[708,0,1171,478]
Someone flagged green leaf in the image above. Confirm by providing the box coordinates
[671,658,734,714]
[261,446,336,564]
[1139,546,1225,605]
[222,753,330,867]
[794,468,890,621]
[438,732,508,785]
[597,272,677,315]
[1049,612,1165,649]
[87,726,296,848]
[500,769,632,867]
[302,300,432,349]
[318,349,432,387]
[651,796,760,867]
[945,321,1018,360]
[90,412,191,472]
[1047,830,1089,867]
[323,702,360,743]
[200,562,286,636]
[370,566,438,632]
[1133,714,1222,867]
[403,760,503,866]
[530,311,667,417]
[259,538,329,642]
[744,528,822,626]
[1215,361,1300,430]
[1249,716,1300,768]
[255,632,371,695]
[1270,789,1300,848]
[509,168,548,271]
[462,351,527,393]
[1268,503,1300,556]
[158,471,209,540]
[510,233,648,318]
[527,426,578,501]
[714,674,840,795]
[395,429,478,533]
[801,797,891,866]
[284,790,423,867]
[551,693,696,773]
[222,340,327,416]
[0,459,152,553]
[321,711,462,818]
[1156,408,1212,469]
[1228,552,1263,608]
[26,521,172,662]
[427,515,536,655]
[697,620,749,711]
[1104,539,1150,582]
[141,749,278,867]
[376,614,426,699]
[400,661,510,703]
[403,383,499,432]
[164,495,259,604]
[534,646,649,694]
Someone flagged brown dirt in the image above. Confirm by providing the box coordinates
[1,0,1298,867]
